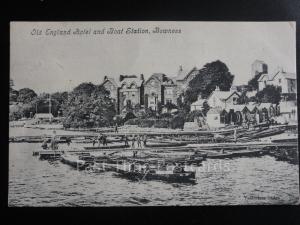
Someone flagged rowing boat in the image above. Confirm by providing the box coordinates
[60,154,89,170]
[114,167,196,183]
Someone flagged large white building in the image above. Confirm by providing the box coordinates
[257,68,297,94]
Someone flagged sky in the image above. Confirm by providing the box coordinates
[10,22,296,94]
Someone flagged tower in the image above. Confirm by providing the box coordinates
[251,60,268,77]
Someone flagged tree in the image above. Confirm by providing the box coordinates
[17,88,37,104]
[165,102,177,113]
[202,101,210,116]
[185,60,235,103]
[248,72,263,91]
[255,85,281,104]
[62,83,116,128]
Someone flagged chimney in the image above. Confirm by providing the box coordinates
[104,76,108,81]
[179,65,183,72]
[119,75,124,82]
[140,74,144,80]
[215,86,220,91]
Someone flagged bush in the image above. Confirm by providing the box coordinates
[154,119,169,128]
[170,115,185,129]
[140,119,155,127]
[185,110,203,122]
[123,112,136,123]
[159,113,172,118]
[125,118,141,125]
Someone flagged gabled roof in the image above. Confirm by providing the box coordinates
[280,72,296,80]
[102,77,118,87]
[119,76,143,88]
[145,73,174,85]
[258,70,296,82]
[257,73,269,82]
[175,67,198,81]
[208,90,240,101]
[224,104,246,112]
[207,107,222,114]
[257,103,275,110]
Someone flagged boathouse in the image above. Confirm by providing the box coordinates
[206,107,224,129]
[277,101,297,124]
[206,86,241,108]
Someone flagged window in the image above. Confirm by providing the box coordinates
[166,89,173,95]
[264,81,267,85]
[214,116,218,120]
[278,79,281,83]
[233,97,237,104]
[166,99,172,104]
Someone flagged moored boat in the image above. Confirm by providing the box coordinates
[104,164,196,183]
[60,153,89,170]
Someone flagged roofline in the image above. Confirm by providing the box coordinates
[175,67,198,81]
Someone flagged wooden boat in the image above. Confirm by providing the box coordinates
[145,142,187,148]
[84,144,129,150]
[112,166,196,183]
[60,154,89,170]
[205,149,267,159]
[271,138,298,143]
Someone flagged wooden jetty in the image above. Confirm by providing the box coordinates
[39,150,63,160]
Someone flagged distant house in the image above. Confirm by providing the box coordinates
[144,73,176,110]
[277,101,297,124]
[258,68,297,94]
[33,113,54,123]
[190,98,207,112]
[207,86,241,108]
[206,107,224,129]
[174,66,199,95]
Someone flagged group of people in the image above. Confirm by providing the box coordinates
[124,135,147,149]
[41,131,72,150]
[93,134,108,147]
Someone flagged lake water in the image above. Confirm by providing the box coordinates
[8,128,300,206]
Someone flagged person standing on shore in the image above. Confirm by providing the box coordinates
[41,137,48,150]
[137,135,141,148]
[131,135,136,149]
[92,137,96,147]
[142,135,147,148]
[124,135,129,147]
[97,134,102,147]
[233,128,237,143]
[66,137,71,146]
[103,135,108,146]
[115,123,118,133]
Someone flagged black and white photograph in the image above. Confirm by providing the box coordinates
[9,21,298,206]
